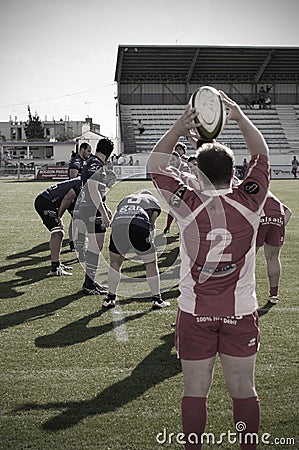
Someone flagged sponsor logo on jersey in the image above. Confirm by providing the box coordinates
[170,186,187,207]
[197,263,237,277]
[248,337,256,347]
[243,181,260,194]
[260,216,284,226]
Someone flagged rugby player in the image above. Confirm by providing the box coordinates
[148,91,269,450]
[68,142,92,251]
[256,192,291,315]
[34,177,82,276]
[103,190,170,309]
[78,138,114,295]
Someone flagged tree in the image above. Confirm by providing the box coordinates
[24,106,45,140]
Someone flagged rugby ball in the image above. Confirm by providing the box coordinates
[189,86,226,139]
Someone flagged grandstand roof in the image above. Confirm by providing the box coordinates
[115,45,299,84]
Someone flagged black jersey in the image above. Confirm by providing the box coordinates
[112,193,161,228]
[68,154,85,177]
[81,155,107,202]
[40,178,82,208]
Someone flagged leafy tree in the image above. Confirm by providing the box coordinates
[24,106,45,140]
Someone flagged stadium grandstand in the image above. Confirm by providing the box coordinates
[114,45,299,167]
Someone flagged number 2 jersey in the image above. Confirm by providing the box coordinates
[152,154,270,317]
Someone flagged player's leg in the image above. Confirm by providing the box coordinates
[164,212,174,234]
[103,250,125,308]
[142,252,170,309]
[176,310,218,449]
[34,196,72,276]
[220,353,260,450]
[264,243,281,302]
[219,313,260,449]
[50,228,64,262]
[68,218,75,251]
[181,358,216,449]
[83,230,107,294]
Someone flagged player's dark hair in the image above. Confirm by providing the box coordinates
[196,138,214,149]
[196,142,234,185]
[188,155,197,163]
[96,138,114,157]
[79,142,91,151]
[175,142,186,154]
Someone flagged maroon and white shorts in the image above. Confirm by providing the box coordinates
[175,309,260,360]
[256,218,285,247]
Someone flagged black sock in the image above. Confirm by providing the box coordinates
[107,293,116,300]
[51,261,60,272]
[152,294,162,303]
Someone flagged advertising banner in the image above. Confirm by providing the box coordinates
[36,165,68,180]
[113,166,147,179]
[270,166,293,179]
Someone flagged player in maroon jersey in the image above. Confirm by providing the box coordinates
[256,192,291,315]
[148,91,270,450]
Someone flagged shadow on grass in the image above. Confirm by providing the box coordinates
[1,240,79,298]
[15,332,181,431]
[0,291,83,330]
[0,266,54,299]
[35,309,149,347]
[5,241,50,261]
[120,246,180,276]
[257,300,276,317]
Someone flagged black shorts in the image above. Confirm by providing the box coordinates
[77,203,106,234]
[109,222,154,256]
[34,195,61,232]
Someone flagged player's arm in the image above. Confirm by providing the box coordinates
[148,105,199,172]
[86,178,110,228]
[69,168,79,179]
[57,189,77,218]
[284,205,292,225]
[150,210,160,230]
[220,91,269,157]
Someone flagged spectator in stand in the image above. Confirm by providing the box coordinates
[67,142,92,251]
[129,156,134,166]
[256,193,292,315]
[242,158,248,178]
[148,91,269,450]
[117,153,126,165]
[138,119,145,135]
[34,178,82,276]
[291,156,298,178]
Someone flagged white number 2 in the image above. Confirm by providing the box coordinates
[206,228,232,263]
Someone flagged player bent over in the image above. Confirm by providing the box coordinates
[103,190,170,310]
[34,177,82,276]
[148,92,269,450]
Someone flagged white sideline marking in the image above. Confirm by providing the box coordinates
[111,308,299,316]
[110,306,298,342]
[112,305,129,342]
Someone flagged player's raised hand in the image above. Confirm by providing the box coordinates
[219,91,244,122]
[171,105,200,138]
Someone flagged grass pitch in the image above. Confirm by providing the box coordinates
[0,178,298,449]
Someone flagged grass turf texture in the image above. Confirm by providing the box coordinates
[0,178,298,450]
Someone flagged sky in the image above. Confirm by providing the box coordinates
[0,0,298,138]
